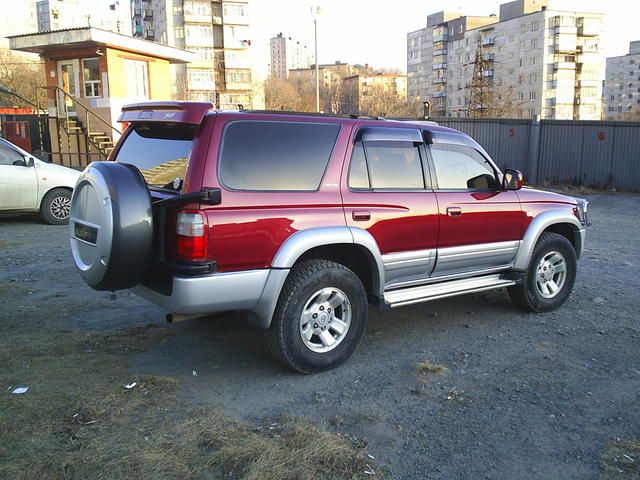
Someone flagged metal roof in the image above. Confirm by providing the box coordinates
[8,27,196,64]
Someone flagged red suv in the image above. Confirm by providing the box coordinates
[69,102,588,373]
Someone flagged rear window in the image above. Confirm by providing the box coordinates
[115,123,196,189]
[218,121,340,191]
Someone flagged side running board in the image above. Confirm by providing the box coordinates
[384,274,515,308]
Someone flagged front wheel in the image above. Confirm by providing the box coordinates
[41,188,72,225]
[265,260,368,374]
[508,232,577,312]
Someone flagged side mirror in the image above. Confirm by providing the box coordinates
[26,157,34,167]
[502,169,524,190]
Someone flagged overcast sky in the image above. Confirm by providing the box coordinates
[252,0,639,76]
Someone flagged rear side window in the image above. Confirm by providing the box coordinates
[348,142,425,190]
[115,123,196,189]
[219,121,340,191]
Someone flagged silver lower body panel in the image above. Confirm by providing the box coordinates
[132,269,271,316]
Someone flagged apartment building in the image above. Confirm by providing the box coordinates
[407,0,604,120]
[131,0,155,40]
[270,32,311,79]
[341,72,407,116]
[147,0,258,109]
[0,0,38,47]
[604,41,640,120]
[36,0,131,34]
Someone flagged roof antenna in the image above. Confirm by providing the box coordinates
[237,104,244,111]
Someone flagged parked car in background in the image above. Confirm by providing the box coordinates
[0,137,80,224]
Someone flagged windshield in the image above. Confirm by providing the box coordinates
[115,123,196,190]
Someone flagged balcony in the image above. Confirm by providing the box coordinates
[482,69,494,78]
[486,53,495,61]
[145,29,155,40]
[432,63,447,70]
[134,24,143,35]
[432,33,448,42]
[554,62,576,71]
[433,48,448,56]
[432,77,447,84]
[132,8,142,18]
[143,9,153,19]
[481,37,495,46]
[433,91,447,98]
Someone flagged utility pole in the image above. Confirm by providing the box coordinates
[467,35,492,117]
[311,6,322,112]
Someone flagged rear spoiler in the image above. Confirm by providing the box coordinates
[118,101,214,124]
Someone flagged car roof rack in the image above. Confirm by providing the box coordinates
[235,109,438,125]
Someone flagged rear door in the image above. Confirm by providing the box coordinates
[426,131,523,278]
[341,126,439,289]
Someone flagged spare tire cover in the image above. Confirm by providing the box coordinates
[69,162,153,291]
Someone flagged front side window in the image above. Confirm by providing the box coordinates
[219,121,340,191]
[429,144,498,190]
[0,144,24,166]
[82,58,101,97]
[348,141,425,190]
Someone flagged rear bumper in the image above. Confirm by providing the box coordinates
[131,268,290,329]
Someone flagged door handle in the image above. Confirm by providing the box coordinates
[447,207,462,217]
[352,210,371,221]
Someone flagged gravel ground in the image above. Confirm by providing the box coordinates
[1,192,639,479]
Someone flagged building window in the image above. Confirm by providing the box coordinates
[223,2,248,19]
[531,39,538,49]
[531,57,536,65]
[530,73,537,84]
[521,24,527,33]
[518,92,524,101]
[124,59,148,98]
[226,69,251,84]
[530,91,537,100]
[82,58,101,98]
[532,21,539,31]
[175,26,184,39]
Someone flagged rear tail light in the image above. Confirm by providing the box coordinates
[176,210,208,261]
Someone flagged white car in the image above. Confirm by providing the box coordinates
[0,137,80,224]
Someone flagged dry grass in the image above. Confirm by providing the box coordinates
[600,440,640,480]
[0,324,377,480]
[416,361,450,375]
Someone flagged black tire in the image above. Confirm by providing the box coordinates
[41,188,72,225]
[266,260,368,374]
[508,232,577,312]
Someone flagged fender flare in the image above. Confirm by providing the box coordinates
[512,209,583,271]
[250,226,385,329]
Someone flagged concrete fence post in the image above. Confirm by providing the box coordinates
[527,116,541,184]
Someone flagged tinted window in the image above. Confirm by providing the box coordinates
[219,121,340,191]
[364,142,424,189]
[115,123,196,189]
[348,143,370,189]
[0,144,24,166]
[429,144,498,190]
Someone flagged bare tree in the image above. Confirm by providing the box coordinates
[0,49,46,109]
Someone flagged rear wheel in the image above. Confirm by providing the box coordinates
[41,188,71,225]
[508,232,577,312]
[266,260,368,374]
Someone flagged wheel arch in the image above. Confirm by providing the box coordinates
[39,185,73,211]
[250,227,385,330]
[512,210,583,271]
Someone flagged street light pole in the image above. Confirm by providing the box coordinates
[311,6,321,112]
